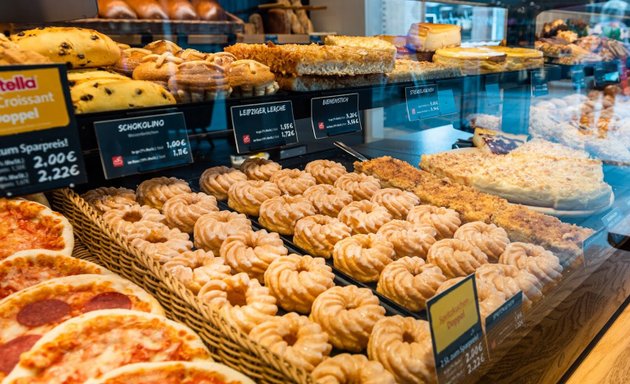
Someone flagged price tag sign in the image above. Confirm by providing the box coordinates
[484,80,501,110]
[231,101,297,154]
[311,93,361,139]
[405,84,440,121]
[594,63,620,88]
[485,292,524,356]
[94,112,192,179]
[571,66,586,91]
[0,64,86,197]
[531,70,549,97]
[427,274,488,384]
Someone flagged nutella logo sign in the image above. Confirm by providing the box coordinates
[0,75,38,93]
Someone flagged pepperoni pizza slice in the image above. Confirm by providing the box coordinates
[0,275,164,379]
[4,309,212,384]
[0,199,74,260]
[84,361,255,384]
[0,251,112,300]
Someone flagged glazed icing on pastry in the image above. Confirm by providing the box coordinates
[227,180,281,216]
[270,169,317,196]
[303,184,353,217]
[338,200,393,234]
[454,221,510,261]
[258,195,316,235]
[293,215,352,258]
[407,205,462,239]
[199,166,247,201]
[220,229,288,281]
[499,242,563,288]
[311,353,396,384]
[333,234,395,283]
[376,220,437,259]
[334,173,381,201]
[370,188,420,220]
[305,159,348,185]
[240,157,282,181]
[193,211,252,254]
[136,177,191,210]
[162,192,218,233]
[426,238,488,278]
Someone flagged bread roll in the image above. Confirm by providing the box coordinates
[192,0,227,21]
[126,0,169,19]
[97,0,138,19]
[11,27,121,69]
[266,9,291,34]
[71,79,176,113]
[160,0,199,20]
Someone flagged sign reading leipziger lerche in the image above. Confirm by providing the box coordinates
[0,64,86,197]
[231,101,298,154]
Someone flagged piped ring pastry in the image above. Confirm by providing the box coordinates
[371,188,420,220]
[168,61,232,102]
[198,272,277,333]
[130,226,193,263]
[427,239,488,278]
[220,229,289,281]
[333,234,395,283]
[162,192,218,234]
[377,257,446,311]
[305,159,347,185]
[454,221,510,261]
[227,59,280,97]
[310,285,386,352]
[258,195,317,235]
[162,249,231,293]
[338,200,392,234]
[334,173,381,201]
[270,169,317,196]
[82,187,137,213]
[193,211,252,254]
[376,220,437,259]
[303,184,353,217]
[136,176,192,210]
[102,204,165,239]
[199,166,247,201]
[499,242,563,288]
[367,316,436,384]
[227,180,281,216]
[311,354,396,384]
[407,205,462,240]
[475,263,544,309]
[249,312,332,372]
[240,158,282,181]
[293,215,352,258]
[264,254,335,314]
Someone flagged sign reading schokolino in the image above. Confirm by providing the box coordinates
[0,64,86,197]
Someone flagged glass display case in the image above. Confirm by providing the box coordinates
[1,1,629,383]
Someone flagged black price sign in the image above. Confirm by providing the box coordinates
[571,66,586,90]
[485,292,524,356]
[0,64,86,197]
[531,70,549,97]
[231,101,297,154]
[427,274,488,384]
[94,112,192,179]
[594,63,620,88]
[311,93,361,139]
[405,84,457,121]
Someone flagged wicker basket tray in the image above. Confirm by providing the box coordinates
[51,188,312,384]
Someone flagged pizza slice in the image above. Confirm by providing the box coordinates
[4,309,211,384]
[84,361,255,384]
[0,275,164,379]
[0,199,74,260]
[0,251,112,300]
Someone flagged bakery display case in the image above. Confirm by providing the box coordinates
[1,0,630,383]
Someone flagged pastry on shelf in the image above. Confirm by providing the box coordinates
[0,36,51,65]
[198,272,277,333]
[310,285,386,352]
[227,180,281,216]
[499,242,563,289]
[160,0,199,20]
[258,195,316,235]
[10,27,121,69]
[113,48,152,76]
[311,354,396,384]
[225,42,395,76]
[304,160,347,185]
[133,52,183,86]
[332,233,395,282]
[168,61,232,102]
[270,169,317,196]
[192,0,227,21]
[371,188,420,220]
[130,225,193,263]
[377,256,446,311]
[102,205,165,239]
[163,249,231,293]
[454,221,510,262]
[240,158,282,181]
[368,316,436,384]
[136,177,192,210]
[426,238,488,278]
[125,0,168,19]
[487,46,544,70]
[82,186,137,213]
[407,205,461,240]
[338,200,392,235]
[376,220,436,259]
[249,313,332,372]
[433,47,507,74]
[334,173,381,201]
[194,211,252,254]
[293,215,352,258]
[220,229,288,281]
[98,0,138,19]
[303,184,353,217]
[144,40,182,55]
[324,35,397,60]
[264,254,335,314]
[227,59,280,97]
[407,23,461,61]
[386,59,462,83]
[162,192,219,234]
[199,166,248,201]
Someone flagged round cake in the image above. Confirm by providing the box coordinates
[370,188,420,220]
[258,195,316,235]
[338,200,392,235]
[293,215,352,258]
[303,184,353,217]
[310,285,386,352]
[426,239,488,278]
[305,159,347,185]
[199,166,247,201]
[334,173,381,201]
[264,254,335,314]
[332,234,395,283]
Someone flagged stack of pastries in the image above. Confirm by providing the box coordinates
[98,0,228,21]
[82,152,576,382]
